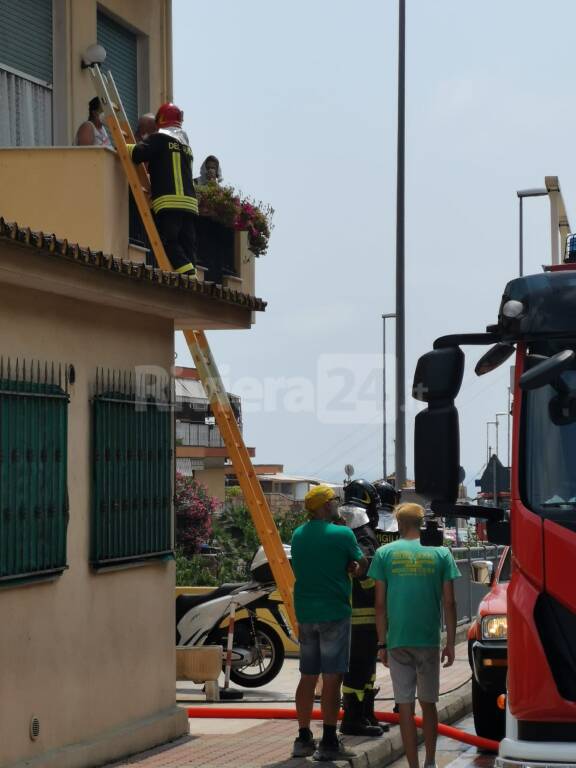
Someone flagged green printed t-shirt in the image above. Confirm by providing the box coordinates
[368,538,460,649]
[291,520,364,624]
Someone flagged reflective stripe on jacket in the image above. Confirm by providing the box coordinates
[128,134,198,214]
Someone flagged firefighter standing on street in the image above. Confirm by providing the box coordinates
[128,102,198,276]
[338,479,390,737]
[373,481,401,547]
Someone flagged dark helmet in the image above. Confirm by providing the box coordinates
[374,480,400,511]
[344,479,379,527]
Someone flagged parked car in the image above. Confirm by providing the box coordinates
[468,546,510,741]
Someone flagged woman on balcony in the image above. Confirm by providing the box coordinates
[195,155,223,186]
[74,97,112,147]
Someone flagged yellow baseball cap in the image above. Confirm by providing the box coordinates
[305,484,337,513]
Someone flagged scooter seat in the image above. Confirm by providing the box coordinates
[176,582,246,625]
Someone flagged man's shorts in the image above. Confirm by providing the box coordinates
[388,647,440,704]
[298,617,352,675]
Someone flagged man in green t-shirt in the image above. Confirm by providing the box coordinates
[369,503,459,768]
[291,484,366,762]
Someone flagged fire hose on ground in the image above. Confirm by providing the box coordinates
[186,706,499,753]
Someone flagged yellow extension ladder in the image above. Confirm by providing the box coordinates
[89,65,296,633]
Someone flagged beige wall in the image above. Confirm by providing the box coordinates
[57,0,172,144]
[194,468,226,503]
[0,147,128,259]
[0,279,186,767]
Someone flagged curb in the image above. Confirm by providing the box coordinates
[345,684,472,768]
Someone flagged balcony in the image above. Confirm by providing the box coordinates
[0,146,257,299]
[176,422,255,469]
[176,422,227,450]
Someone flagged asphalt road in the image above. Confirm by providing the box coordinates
[386,715,496,767]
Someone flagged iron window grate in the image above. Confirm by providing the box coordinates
[0,358,69,583]
[91,368,174,568]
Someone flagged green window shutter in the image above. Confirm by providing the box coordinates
[91,371,173,568]
[0,360,69,583]
[97,11,138,130]
[0,0,53,83]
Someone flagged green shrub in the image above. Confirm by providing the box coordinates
[175,550,218,587]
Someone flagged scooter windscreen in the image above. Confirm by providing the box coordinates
[250,544,292,583]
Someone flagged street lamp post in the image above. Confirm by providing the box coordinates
[496,411,509,499]
[495,412,508,462]
[395,0,407,490]
[486,420,497,506]
[517,188,548,276]
[486,420,496,466]
[382,313,396,482]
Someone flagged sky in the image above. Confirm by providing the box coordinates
[172,0,576,491]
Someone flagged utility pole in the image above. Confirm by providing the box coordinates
[395,0,407,490]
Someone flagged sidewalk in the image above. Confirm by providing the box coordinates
[103,640,472,768]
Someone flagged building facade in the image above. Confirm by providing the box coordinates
[0,2,265,766]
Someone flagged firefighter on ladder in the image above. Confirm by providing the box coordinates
[128,102,198,276]
[338,479,390,737]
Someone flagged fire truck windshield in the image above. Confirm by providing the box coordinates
[523,374,576,520]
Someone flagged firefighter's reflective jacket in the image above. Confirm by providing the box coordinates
[351,523,379,627]
[128,128,198,215]
[375,510,400,547]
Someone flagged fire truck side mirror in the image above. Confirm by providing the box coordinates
[414,406,460,502]
[413,347,464,402]
[413,346,463,504]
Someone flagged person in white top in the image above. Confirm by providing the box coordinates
[75,97,112,146]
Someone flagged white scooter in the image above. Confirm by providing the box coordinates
[176,545,293,688]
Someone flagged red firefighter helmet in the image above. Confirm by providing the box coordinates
[156,102,183,128]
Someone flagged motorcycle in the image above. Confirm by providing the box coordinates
[175,544,293,687]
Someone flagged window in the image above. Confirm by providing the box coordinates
[0,359,69,583]
[0,0,53,146]
[91,370,173,568]
[97,11,138,130]
[176,421,225,448]
[522,370,576,528]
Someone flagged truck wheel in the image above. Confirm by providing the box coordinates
[472,678,505,742]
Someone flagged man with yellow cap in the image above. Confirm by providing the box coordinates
[291,484,366,762]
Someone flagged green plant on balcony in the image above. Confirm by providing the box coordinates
[196,184,274,257]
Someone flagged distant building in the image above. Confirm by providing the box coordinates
[225,464,341,514]
[175,367,255,502]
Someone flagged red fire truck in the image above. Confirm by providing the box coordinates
[413,263,576,765]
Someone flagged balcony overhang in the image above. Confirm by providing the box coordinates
[0,148,264,328]
[0,219,265,331]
